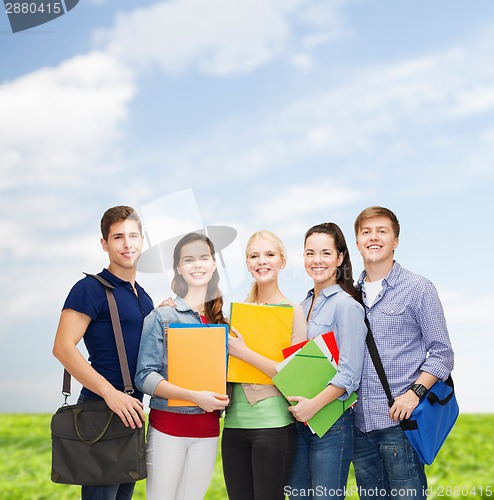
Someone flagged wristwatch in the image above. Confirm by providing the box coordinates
[410,383,428,398]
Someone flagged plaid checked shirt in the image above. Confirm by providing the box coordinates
[354,261,454,433]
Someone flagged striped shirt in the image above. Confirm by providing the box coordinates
[354,262,454,432]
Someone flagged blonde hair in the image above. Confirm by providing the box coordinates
[245,230,286,303]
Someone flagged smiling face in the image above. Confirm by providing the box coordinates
[177,239,217,289]
[356,216,399,267]
[101,218,143,273]
[246,236,286,284]
[304,232,343,290]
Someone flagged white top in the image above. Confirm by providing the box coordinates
[361,279,383,307]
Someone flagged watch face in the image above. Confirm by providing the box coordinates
[413,384,427,398]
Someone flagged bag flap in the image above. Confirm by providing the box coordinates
[51,402,137,441]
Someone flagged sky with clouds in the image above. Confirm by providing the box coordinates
[1,0,493,413]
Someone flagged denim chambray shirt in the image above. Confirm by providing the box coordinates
[301,284,367,399]
[135,296,207,414]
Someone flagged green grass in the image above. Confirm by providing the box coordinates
[0,414,492,499]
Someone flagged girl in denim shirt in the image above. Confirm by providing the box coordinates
[287,223,367,499]
[135,233,229,500]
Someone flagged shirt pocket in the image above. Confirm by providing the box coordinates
[309,317,334,339]
[378,303,414,345]
[380,303,406,316]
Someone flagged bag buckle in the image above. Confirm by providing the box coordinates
[62,391,70,407]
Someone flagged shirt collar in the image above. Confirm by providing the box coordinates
[100,268,145,293]
[100,268,125,287]
[357,261,401,289]
[305,283,343,300]
[173,296,197,314]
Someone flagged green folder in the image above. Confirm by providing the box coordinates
[273,339,357,438]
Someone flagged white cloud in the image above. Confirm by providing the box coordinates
[290,53,313,70]
[449,83,494,117]
[158,32,494,193]
[0,48,134,318]
[97,0,350,75]
[481,127,494,144]
[133,57,433,184]
[252,181,360,226]
[0,51,135,188]
[442,292,494,325]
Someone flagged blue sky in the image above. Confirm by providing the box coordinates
[1,0,493,413]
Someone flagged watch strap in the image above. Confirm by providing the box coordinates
[410,383,427,398]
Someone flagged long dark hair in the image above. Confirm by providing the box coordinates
[304,222,361,303]
[171,232,226,324]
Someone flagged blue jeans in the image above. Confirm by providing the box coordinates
[81,483,135,500]
[353,424,427,500]
[288,409,353,499]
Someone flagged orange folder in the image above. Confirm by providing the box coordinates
[167,324,228,406]
[227,303,294,385]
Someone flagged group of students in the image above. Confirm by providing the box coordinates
[53,204,454,500]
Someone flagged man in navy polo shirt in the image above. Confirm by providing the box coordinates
[53,205,154,500]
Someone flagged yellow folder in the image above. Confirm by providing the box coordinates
[167,324,228,406]
[227,303,294,385]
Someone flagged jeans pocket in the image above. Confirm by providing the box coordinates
[382,441,414,481]
[327,407,353,434]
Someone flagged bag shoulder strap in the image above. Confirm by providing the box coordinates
[364,291,456,432]
[83,272,115,289]
[84,273,133,394]
[364,315,395,408]
[62,272,134,400]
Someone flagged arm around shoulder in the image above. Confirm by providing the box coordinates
[135,308,168,396]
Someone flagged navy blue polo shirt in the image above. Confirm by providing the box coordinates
[63,268,154,401]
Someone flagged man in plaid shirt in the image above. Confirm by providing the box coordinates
[352,206,454,500]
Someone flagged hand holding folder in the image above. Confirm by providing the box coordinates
[273,336,357,438]
[167,323,228,406]
[227,303,294,385]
